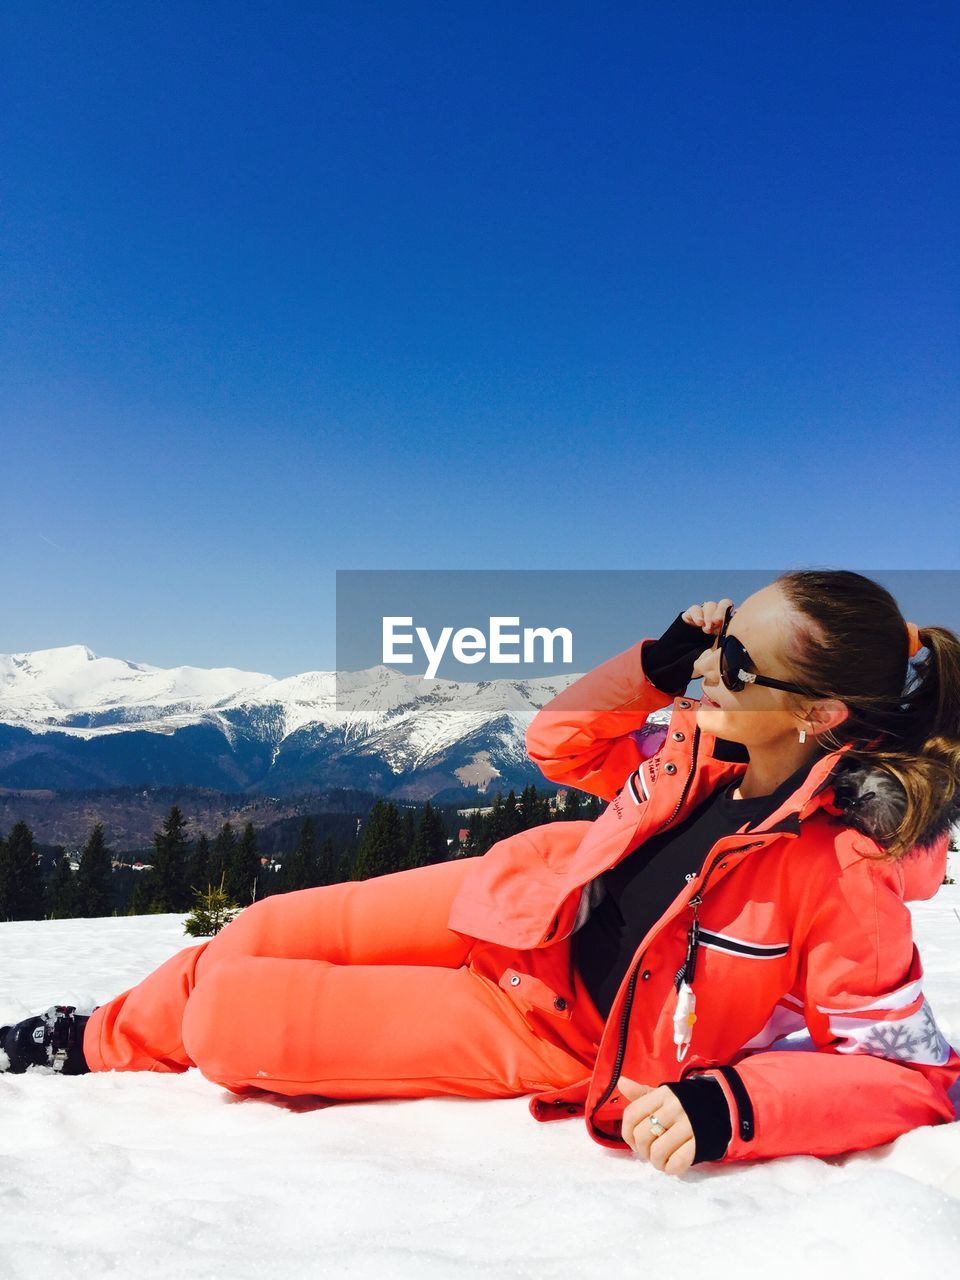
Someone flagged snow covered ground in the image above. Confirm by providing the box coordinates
[2,882,960,1279]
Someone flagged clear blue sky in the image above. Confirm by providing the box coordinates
[2,2,957,676]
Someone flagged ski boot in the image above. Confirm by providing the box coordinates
[0,1004,91,1075]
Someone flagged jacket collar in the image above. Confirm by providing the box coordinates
[675,696,960,852]
[698,730,854,837]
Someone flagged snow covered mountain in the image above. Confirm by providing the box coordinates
[0,643,616,799]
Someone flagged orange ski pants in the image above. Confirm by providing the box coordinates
[82,857,607,1100]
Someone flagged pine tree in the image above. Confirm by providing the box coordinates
[208,821,238,891]
[520,784,551,828]
[0,821,46,921]
[129,874,157,915]
[225,821,260,906]
[410,800,449,868]
[399,808,416,868]
[503,790,524,838]
[354,800,404,879]
[75,822,113,917]
[186,831,211,896]
[183,871,242,938]
[491,792,509,843]
[281,817,318,892]
[461,808,486,856]
[47,851,78,919]
[149,806,192,912]
[315,834,342,886]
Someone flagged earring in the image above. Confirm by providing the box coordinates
[798,729,806,744]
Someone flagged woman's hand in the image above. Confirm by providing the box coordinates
[679,599,735,640]
[640,599,735,696]
[618,1075,697,1176]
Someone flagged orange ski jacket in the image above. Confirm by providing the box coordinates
[446,636,960,1163]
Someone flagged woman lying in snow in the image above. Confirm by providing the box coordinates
[4,568,960,1176]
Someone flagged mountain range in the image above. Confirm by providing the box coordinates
[0,643,643,802]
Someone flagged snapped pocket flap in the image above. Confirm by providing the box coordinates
[498,967,573,1020]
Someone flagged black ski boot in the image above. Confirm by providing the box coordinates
[0,1004,91,1075]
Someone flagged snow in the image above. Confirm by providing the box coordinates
[0,644,574,762]
[0,644,277,730]
[2,884,960,1278]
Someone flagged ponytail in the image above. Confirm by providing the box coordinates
[775,570,960,860]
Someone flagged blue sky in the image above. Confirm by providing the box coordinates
[1,2,957,676]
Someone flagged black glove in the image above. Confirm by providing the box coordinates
[661,1075,733,1164]
[640,612,712,696]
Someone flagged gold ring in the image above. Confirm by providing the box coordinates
[649,1115,666,1137]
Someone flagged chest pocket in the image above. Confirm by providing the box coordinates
[697,929,790,961]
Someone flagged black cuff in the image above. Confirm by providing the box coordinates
[661,1075,733,1164]
[641,613,710,696]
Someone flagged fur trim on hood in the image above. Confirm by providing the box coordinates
[826,759,960,855]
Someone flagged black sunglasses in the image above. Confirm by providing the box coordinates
[713,604,828,697]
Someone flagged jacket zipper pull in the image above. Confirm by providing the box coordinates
[673,897,702,1061]
[675,897,701,991]
[673,981,697,1062]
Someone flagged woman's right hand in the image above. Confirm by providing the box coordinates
[679,599,735,642]
[640,599,734,696]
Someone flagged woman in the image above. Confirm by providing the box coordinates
[4,569,959,1177]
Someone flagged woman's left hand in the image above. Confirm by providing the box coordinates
[618,1076,696,1176]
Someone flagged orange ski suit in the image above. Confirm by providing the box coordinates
[84,634,960,1164]
[82,853,607,1101]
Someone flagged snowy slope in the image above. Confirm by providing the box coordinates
[1,883,959,1279]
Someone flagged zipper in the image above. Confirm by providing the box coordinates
[588,721,771,1132]
[674,839,766,992]
[696,837,763,901]
[589,723,703,1122]
[589,832,766,1134]
[667,837,765,1064]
